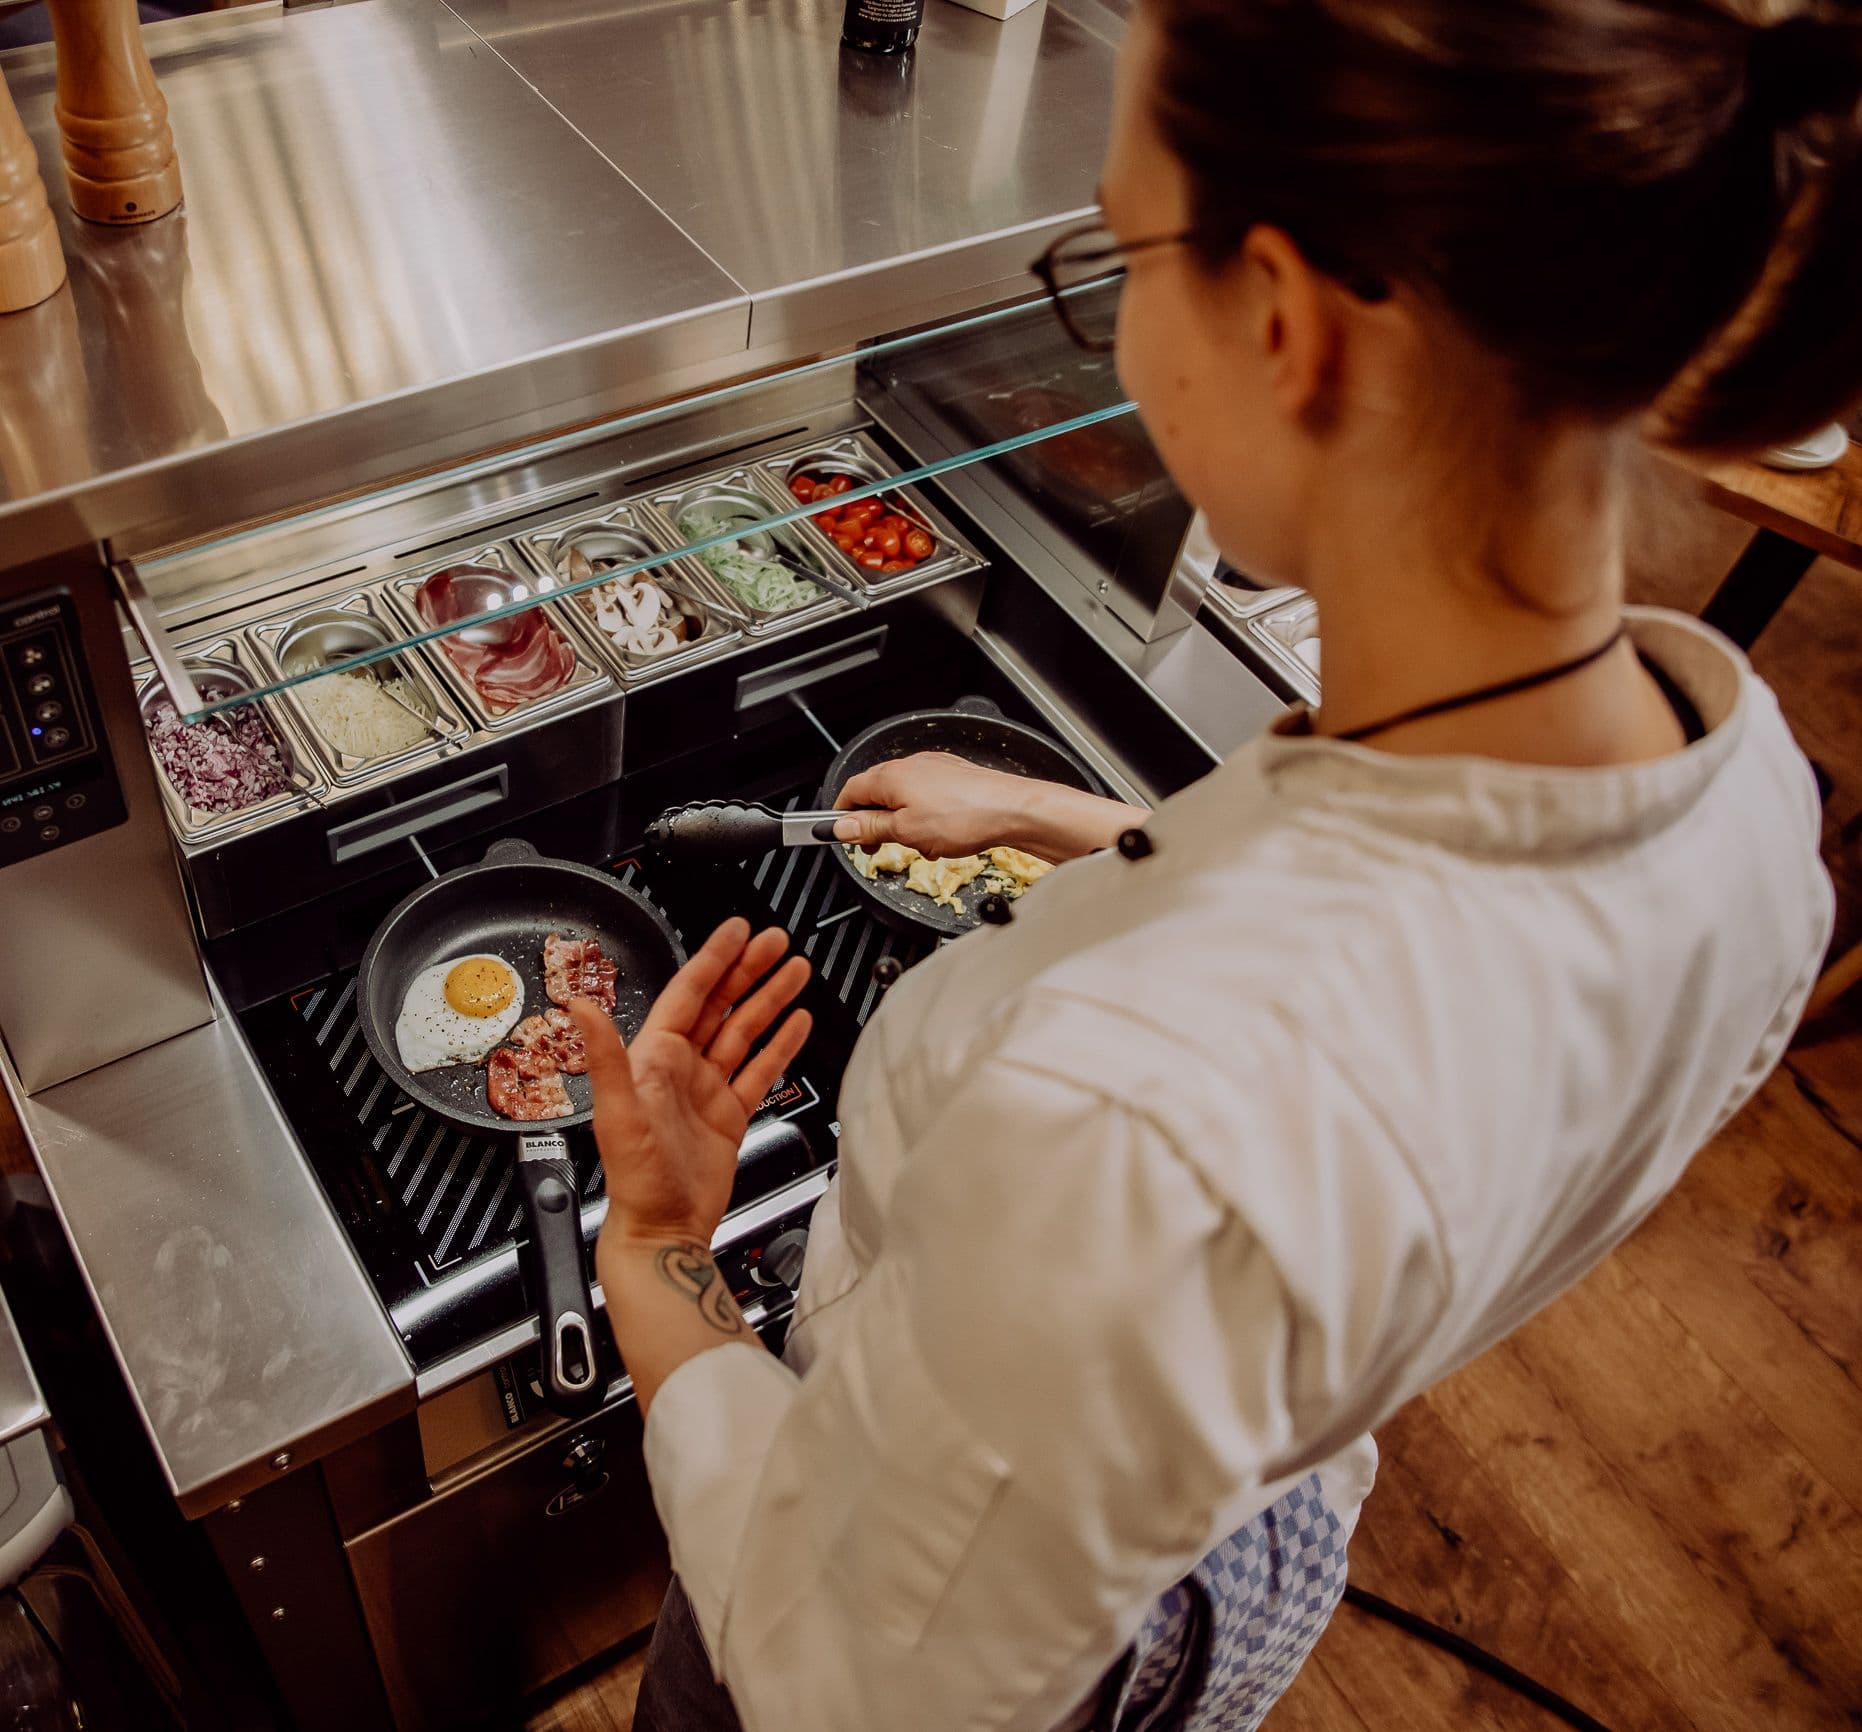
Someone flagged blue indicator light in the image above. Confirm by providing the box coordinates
[30,727,41,736]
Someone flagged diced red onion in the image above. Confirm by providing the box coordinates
[146,700,291,815]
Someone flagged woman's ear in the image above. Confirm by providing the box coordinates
[1236,226,1341,425]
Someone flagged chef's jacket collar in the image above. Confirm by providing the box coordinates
[1249,609,1749,861]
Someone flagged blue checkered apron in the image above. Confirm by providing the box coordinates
[1097,1475,1349,1732]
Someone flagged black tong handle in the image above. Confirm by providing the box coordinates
[647,799,843,860]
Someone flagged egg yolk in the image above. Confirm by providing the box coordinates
[444,957,516,1018]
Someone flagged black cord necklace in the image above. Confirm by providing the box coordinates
[1330,624,1629,744]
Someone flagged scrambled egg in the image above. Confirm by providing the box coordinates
[850,842,1054,912]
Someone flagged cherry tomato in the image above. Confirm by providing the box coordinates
[881,559,910,572]
[813,510,838,530]
[846,499,883,526]
[790,476,816,501]
[825,475,854,496]
[873,528,902,557]
[856,550,887,570]
[903,529,935,561]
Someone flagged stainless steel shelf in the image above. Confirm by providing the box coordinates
[0,0,1116,568]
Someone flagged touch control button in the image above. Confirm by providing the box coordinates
[0,816,19,835]
[41,728,70,750]
[64,792,85,811]
[25,675,53,698]
[38,826,58,843]
[30,804,52,823]
[33,701,62,723]
[16,646,44,668]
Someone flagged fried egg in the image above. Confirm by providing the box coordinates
[395,953,525,1072]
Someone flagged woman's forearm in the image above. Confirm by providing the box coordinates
[1018,782,1151,863]
[598,1229,766,1417]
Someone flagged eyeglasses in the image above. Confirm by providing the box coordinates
[1030,222,1188,353]
[1030,220,1392,354]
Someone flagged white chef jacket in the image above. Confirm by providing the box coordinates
[643,609,1831,1732]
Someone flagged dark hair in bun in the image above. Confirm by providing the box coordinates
[1149,0,1862,451]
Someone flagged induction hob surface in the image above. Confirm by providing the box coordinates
[239,810,935,1369]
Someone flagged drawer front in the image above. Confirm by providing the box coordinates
[346,1399,667,1732]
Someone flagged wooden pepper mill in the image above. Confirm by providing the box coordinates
[0,71,66,313]
[47,0,183,227]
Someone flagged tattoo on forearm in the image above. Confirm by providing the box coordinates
[656,1241,745,1335]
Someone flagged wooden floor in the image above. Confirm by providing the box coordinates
[523,467,1862,1732]
[0,468,1853,1732]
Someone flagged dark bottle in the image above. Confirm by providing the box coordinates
[841,0,924,55]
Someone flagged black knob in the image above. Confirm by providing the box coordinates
[562,1434,606,1477]
[752,1228,810,1291]
[871,955,904,990]
[1116,827,1154,861]
[976,892,1013,926]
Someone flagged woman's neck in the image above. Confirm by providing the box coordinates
[1298,436,1687,766]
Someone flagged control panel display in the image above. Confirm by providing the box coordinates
[0,590,128,868]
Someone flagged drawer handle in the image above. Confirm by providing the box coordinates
[734,625,888,714]
[326,766,510,865]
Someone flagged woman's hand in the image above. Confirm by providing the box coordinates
[833,751,1150,864]
[572,919,811,1413]
[570,919,812,1253]
[832,752,1028,858]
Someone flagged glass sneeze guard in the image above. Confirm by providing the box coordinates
[130,280,1138,725]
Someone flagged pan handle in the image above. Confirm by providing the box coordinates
[483,836,541,867]
[517,1133,603,1417]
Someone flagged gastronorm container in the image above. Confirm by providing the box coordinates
[512,505,745,684]
[639,472,852,636]
[245,588,468,784]
[132,641,322,844]
[1245,591,1321,706]
[380,544,609,729]
[755,432,985,598]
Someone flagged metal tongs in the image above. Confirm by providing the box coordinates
[765,550,865,608]
[646,799,870,860]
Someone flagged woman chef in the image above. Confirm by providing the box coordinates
[567,1,1855,1726]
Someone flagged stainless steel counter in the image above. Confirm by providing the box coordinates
[3,1007,414,1517]
[449,0,1110,352]
[0,0,1114,565]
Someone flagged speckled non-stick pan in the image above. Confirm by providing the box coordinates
[356,837,684,1414]
[815,700,1102,938]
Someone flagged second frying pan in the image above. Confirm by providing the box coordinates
[644,699,1103,938]
[356,837,685,1415]
[815,700,1103,936]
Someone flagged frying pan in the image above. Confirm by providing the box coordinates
[356,837,685,1415]
[816,700,1103,936]
[645,699,1102,937]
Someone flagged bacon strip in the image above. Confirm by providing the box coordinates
[509,1008,588,1076]
[416,567,579,716]
[544,933,617,1012]
[485,1046,573,1121]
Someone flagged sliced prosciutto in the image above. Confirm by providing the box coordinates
[415,566,578,716]
[485,1046,573,1121]
[509,1008,588,1076]
[544,933,617,1012]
